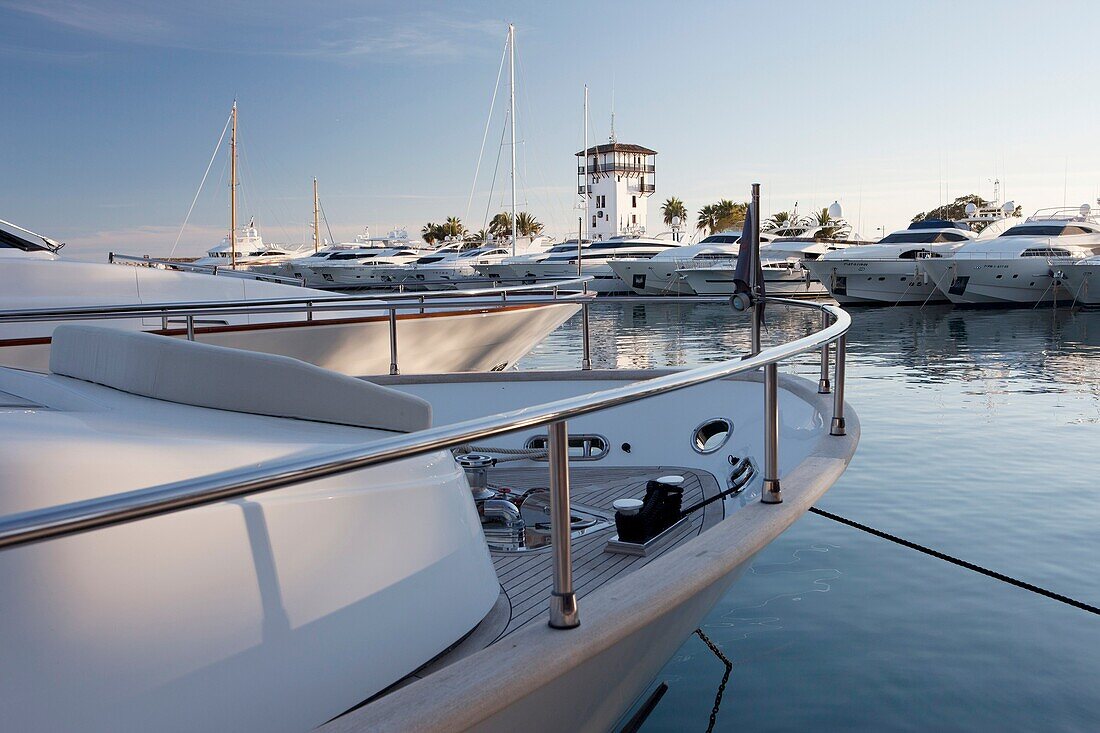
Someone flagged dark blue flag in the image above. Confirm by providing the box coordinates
[732,202,764,317]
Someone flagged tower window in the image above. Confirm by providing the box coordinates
[632,214,637,225]
[632,196,637,208]
[592,215,597,228]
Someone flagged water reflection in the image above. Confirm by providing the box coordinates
[523,301,1100,393]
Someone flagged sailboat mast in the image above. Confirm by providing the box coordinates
[230,101,238,269]
[313,177,320,253]
[580,84,588,276]
[508,23,517,257]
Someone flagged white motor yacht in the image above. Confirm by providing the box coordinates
[303,246,425,289]
[506,235,679,293]
[608,231,765,295]
[191,223,306,268]
[376,237,556,291]
[803,203,1018,305]
[921,205,1100,306]
[474,238,589,283]
[805,220,977,305]
[0,297,857,731]
[676,231,857,297]
[0,219,581,374]
[249,229,422,286]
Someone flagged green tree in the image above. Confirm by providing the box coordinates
[467,228,492,243]
[696,203,719,234]
[763,210,793,231]
[515,212,544,237]
[440,216,467,239]
[911,194,1022,233]
[714,199,749,232]
[488,212,513,240]
[660,196,688,227]
[421,222,439,245]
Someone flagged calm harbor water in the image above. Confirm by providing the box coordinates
[520,301,1100,732]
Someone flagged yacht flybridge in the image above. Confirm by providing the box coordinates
[921,204,1100,306]
[0,218,583,374]
[0,287,858,731]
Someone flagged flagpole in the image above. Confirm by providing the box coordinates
[750,182,762,356]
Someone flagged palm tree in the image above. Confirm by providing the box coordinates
[468,228,492,243]
[714,200,748,232]
[488,212,512,240]
[806,208,851,239]
[696,204,719,234]
[763,210,793,231]
[661,196,688,227]
[421,222,439,245]
[440,216,467,239]
[515,212,544,237]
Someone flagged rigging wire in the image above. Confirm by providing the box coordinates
[482,112,511,231]
[464,34,510,226]
[170,111,232,257]
[318,198,337,246]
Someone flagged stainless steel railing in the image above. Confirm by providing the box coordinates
[0,295,850,631]
[109,252,308,286]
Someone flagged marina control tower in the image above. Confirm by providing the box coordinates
[577,136,657,240]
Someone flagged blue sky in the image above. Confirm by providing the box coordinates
[4,0,1100,258]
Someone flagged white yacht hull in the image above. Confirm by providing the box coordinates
[306,265,392,289]
[511,262,632,293]
[1059,261,1100,306]
[607,260,696,295]
[921,257,1076,306]
[0,362,500,733]
[330,371,859,732]
[0,302,579,375]
[1,255,581,375]
[803,258,946,305]
[678,266,828,297]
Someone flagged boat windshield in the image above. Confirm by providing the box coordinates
[1000,225,1093,237]
[878,231,969,244]
[0,228,53,253]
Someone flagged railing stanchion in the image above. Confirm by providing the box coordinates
[761,361,782,503]
[160,314,168,331]
[419,295,425,315]
[306,300,313,322]
[547,420,580,629]
[581,282,592,371]
[185,315,195,342]
[818,310,831,394]
[830,335,847,436]
[388,308,400,376]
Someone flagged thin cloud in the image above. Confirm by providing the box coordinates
[1,0,169,42]
[308,15,502,61]
[1,2,503,62]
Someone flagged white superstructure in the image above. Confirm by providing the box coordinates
[921,205,1100,306]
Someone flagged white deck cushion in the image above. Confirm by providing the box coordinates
[48,325,431,432]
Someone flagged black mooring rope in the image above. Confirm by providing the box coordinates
[808,507,1100,616]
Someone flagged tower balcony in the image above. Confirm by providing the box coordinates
[578,163,656,175]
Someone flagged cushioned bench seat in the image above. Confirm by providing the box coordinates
[48,325,431,432]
